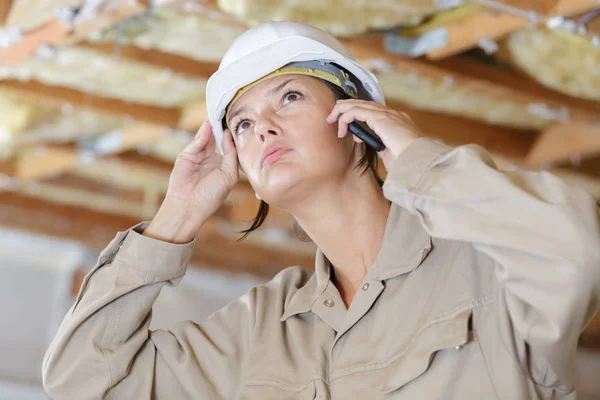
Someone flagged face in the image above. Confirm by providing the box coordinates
[227,74,359,208]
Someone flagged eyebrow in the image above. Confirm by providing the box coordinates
[228,79,296,124]
[228,105,248,125]
[267,78,295,98]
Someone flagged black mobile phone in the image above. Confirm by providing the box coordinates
[348,121,385,152]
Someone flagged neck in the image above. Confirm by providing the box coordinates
[289,172,391,307]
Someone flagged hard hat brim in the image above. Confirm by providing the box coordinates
[206,35,385,153]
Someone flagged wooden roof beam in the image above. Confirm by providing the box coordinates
[1,0,147,65]
[0,0,14,25]
[14,123,170,182]
[526,122,600,167]
[0,79,181,127]
[78,41,221,80]
[426,0,600,59]
[343,36,600,125]
[421,55,600,115]
[475,0,561,15]
[0,191,315,277]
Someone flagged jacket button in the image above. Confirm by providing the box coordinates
[362,283,370,291]
[455,345,463,350]
[324,299,335,307]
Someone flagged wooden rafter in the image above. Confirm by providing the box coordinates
[476,0,561,15]
[421,55,600,115]
[0,0,14,25]
[0,191,315,277]
[0,19,70,65]
[2,0,147,65]
[83,36,600,129]
[389,100,538,160]
[345,35,600,126]
[14,123,169,181]
[425,0,600,59]
[78,42,221,80]
[526,122,600,167]
[0,79,181,127]
[15,145,80,182]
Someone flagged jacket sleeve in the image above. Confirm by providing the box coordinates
[382,138,600,390]
[42,222,256,400]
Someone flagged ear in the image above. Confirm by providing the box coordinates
[351,139,366,163]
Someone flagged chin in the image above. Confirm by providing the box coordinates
[261,161,306,205]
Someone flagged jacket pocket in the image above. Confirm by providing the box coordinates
[380,306,473,395]
[240,379,317,400]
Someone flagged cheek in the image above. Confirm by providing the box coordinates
[236,146,261,177]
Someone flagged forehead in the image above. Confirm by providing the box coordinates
[228,74,320,114]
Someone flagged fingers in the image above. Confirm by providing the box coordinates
[220,128,239,181]
[182,121,215,155]
[335,106,387,139]
[326,99,388,124]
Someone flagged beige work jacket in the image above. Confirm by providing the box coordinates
[43,138,600,399]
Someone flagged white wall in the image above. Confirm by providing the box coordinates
[0,227,262,400]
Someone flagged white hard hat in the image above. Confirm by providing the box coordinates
[206,21,385,152]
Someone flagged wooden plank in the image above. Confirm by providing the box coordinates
[527,122,600,166]
[426,0,600,59]
[4,0,81,28]
[387,99,537,160]
[0,19,70,65]
[0,79,181,127]
[16,145,80,181]
[476,0,561,15]
[421,55,600,116]
[2,1,147,63]
[165,0,248,28]
[585,12,600,36]
[0,192,138,247]
[0,191,314,277]
[344,36,600,126]
[562,155,600,180]
[0,160,16,176]
[78,42,220,80]
[64,2,147,46]
[15,123,169,181]
[15,177,147,219]
[0,0,13,25]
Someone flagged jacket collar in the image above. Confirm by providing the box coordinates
[280,203,432,321]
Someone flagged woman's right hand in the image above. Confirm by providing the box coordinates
[143,122,239,243]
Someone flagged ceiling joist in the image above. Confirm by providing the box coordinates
[0,0,14,25]
[476,0,562,15]
[14,122,170,181]
[527,122,600,167]
[0,79,182,127]
[1,0,148,65]
[0,190,315,277]
[425,0,600,59]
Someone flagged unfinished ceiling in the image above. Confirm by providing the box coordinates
[0,0,600,284]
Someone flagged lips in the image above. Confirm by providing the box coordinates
[261,144,292,168]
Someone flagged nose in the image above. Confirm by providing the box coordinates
[254,115,281,144]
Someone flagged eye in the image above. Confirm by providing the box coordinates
[282,90,302,105]
[233,119,252,135]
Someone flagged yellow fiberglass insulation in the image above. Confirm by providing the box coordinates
[501,28,600,101]
[217,0,441,36]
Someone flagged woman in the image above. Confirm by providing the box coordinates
[43,22,600,399]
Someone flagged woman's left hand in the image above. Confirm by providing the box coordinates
[326,99,422,170]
